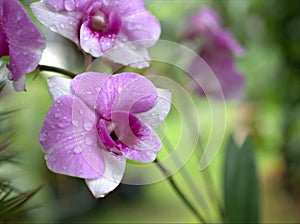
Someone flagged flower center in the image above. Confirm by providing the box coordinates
[91,11,108,32]
[110,130,119,142]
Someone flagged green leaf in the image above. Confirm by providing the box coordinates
[0,108,41,222]
[224,136,260,223]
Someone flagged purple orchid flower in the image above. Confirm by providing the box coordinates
[185,7,245,100]
[0,0,45,91]
[30,0,161,68]
[40,72,171,197]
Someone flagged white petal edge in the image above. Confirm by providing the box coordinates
[102,38,151,69]
[30,1,82,45]
[85,150,126,198]
[136,88,172,129]
[47,76,72,100]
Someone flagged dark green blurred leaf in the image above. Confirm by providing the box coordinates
[0,108,41,222]
[0,186,42,219]
[224,136,260,223]
[0,81,6,92]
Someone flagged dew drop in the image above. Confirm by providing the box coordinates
[73,146,81,154]
[84,121,93,131]
[49,24,58,31]
[117,87,122,93]
[98,193,107,198]
[64,0,76,11]
[44,154,49,161]
[40,130,48,141]
[60,23,65,29]
[57,121,67,128]
[85,137,93,145]
[79,109,84,115]
[48,80,55,88]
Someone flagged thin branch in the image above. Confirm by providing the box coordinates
[154,158,207,223]
[37,65,76,78]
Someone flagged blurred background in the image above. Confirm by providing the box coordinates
[1,0,300,223]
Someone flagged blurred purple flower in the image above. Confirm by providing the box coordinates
[31,0,161,68]
[185,7,245,100]
[0,0,45,91]
[40,72,171,197]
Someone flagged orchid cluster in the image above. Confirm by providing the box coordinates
[183,7,245,100]
[0,0,247,222]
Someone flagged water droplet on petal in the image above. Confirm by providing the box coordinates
[79,109,84,115]
[48,80,55,88]
[117,87,122,93]
[57,121,67,128]
[40,130,48,141]
[65,0,76,11]
[60,23,65,29]
[85,137,93,145]
[49,24,58,31]
[98,193,107,198]
[44,154,49,160]
[73,146,81,154]
[84,121,93,131]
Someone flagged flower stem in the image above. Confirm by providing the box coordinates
[36,65,76,78]
[154,158,207,223]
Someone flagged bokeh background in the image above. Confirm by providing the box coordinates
[1,0,300,223]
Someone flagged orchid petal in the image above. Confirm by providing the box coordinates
[71,72,109,110]
[40,95,104,178]
[0,29,8,57]
[85,150,126,198]
[190,49,245,100]
[121,2,161,47]
[31,1,82,44]
[96,73,157,119]
[45,0,65,11]
[121,147,157,163]
[136,88,172,129]
[2,0,45,91]
[111,112,162,162]
[102,38,151,69]
[47,76,72,101]
[80,21,115,57]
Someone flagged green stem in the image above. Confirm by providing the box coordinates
[154,158,207,223]
[37,65,76,78]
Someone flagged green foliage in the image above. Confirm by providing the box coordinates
[0,81,40,222]
[223,136,260,223]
